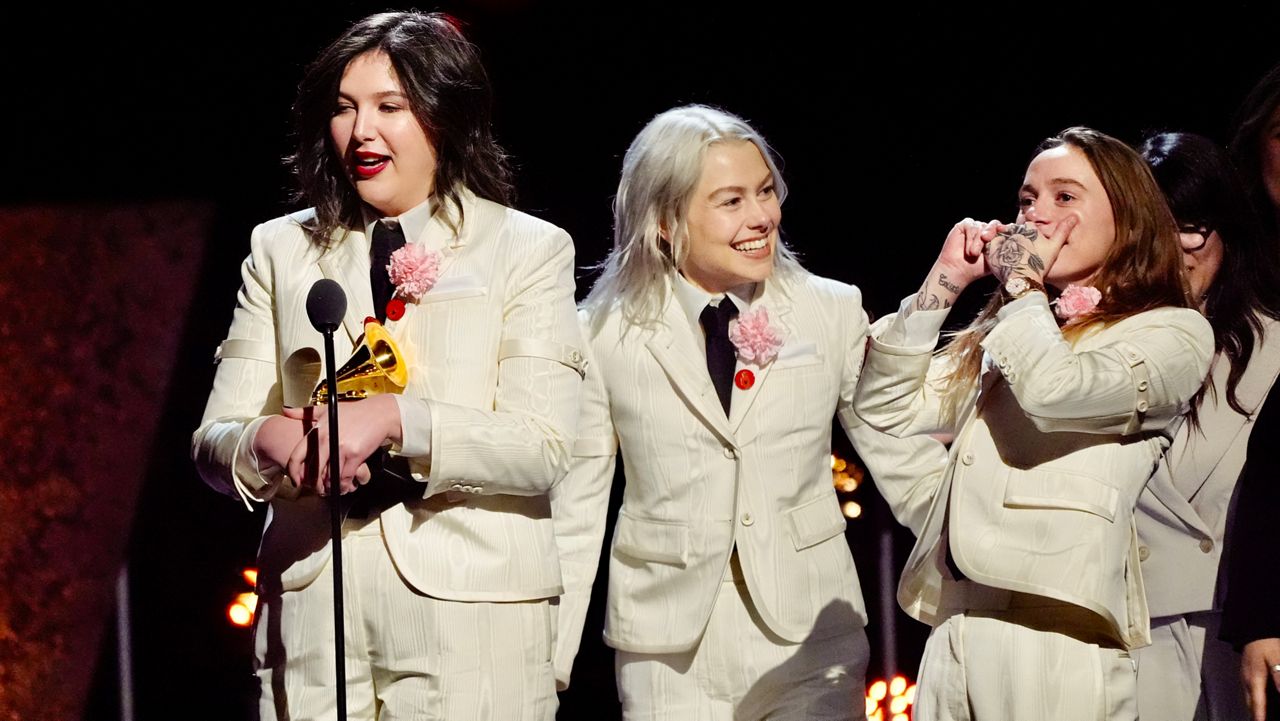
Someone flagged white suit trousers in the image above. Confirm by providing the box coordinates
[253,517,557,721]
[615,554,868,721]
[913,583,1137,721]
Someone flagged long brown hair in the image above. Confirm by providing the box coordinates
[940,127,1192,416]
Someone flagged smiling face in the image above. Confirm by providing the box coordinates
[329,50,438,217]
[675,140,781,294]
[1016,144,1116,288]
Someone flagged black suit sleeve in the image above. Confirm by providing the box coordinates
[1221,380,1280,647]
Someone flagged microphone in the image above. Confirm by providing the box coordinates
[305,278,350,718]
[307,278,347,333]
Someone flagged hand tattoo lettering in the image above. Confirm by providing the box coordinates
[938,273,961,294]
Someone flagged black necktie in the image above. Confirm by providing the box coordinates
[699,301,739,415]
[370,220,406,323]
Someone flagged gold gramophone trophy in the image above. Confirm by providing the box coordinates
[311,316,408,405]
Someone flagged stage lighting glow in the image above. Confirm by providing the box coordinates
[228,592,257,627]
[866,674,916,720]
[227,567,260,628]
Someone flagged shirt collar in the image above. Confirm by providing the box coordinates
[361,196,437,246]
[672,272,755,340]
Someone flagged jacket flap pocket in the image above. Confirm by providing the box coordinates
[613,511,688,567]
[786,493,847,551]
[1003,469,1119,522]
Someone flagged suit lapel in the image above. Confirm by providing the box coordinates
[1169,331,1280,501]
[317,226,375,348]
[728,279,792,433]
[645,294,736,447]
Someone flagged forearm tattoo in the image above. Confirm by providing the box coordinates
[904,276,953,319]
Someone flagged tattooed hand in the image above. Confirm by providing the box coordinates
[986,218,1077,287]
[935,217,1004,288]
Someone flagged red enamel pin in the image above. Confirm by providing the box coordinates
[385,298,406,321]
[734,369,755,390]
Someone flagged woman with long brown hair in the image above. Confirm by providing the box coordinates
[854,127,1214,720]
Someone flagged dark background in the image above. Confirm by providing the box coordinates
[4,2,1275,719]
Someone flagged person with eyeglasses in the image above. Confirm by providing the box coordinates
[1132,131,1280,721]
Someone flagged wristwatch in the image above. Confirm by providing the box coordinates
[1003,275,1045,300]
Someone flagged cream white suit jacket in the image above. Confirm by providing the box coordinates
[855,294,1213,649]
[192,190,584,601]
[550,272,949,686]
[1136,317,1280,618]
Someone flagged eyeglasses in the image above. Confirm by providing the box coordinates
[1177,223,1214,252]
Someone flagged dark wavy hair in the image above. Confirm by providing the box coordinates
[1141,131,1280,415]
[289,11,513,247]
[1228,62,1280,241]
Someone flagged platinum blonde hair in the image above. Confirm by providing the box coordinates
[583,105,806,330]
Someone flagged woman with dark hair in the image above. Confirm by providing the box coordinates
[1229,63,1280,241]
[1132,131,1280,721]
[854,127,1214,720]
[1224,63,1280,721]
[191,11,582,720]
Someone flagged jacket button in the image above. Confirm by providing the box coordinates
[741,513,754,527]
[1138,545,1150,561]
[961,452,975,465]
[723,446,737,459]
[1199,538,1214,553]
[1136,400,1149,412]
[1137,380,1149,391]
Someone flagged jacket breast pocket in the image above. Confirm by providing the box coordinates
[786,493,847,550]
[1002,469,1119,522]
[612,511,689,567]
[773,341,822,371]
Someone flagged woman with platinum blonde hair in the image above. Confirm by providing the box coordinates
[583,105,805,327]
[552,104,947,719]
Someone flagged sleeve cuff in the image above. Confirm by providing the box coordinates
[872,294,950,350]
[232,416,280,506]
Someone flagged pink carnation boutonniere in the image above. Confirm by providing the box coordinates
[729,307,785,365]
[1054,284,1101,320]
[387,244,442,302]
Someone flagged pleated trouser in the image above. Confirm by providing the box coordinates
[616,553,869,721]
[253,517,557,721]
[913,580,1137,721]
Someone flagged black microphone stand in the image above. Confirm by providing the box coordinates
[307,279,348,721]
